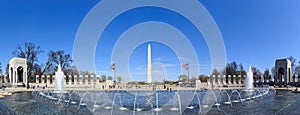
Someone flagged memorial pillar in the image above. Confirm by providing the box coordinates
[64,75,66,86]
[233,75,236,84]
[69,75,72,86]
[217,75,221,86]
[47,75,50,85]
[36,75,39,84]
[41,75,45,84]
[227,75,231,84]
[74,75,77,86]
[91,75,95,87]
[85,75,89,86]
[80,75,83,85]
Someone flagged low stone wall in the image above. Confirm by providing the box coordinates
[32,74,114,89]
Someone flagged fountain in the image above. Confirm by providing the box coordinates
[54,64,66,93]
[31,85,276,114]
[244,66,254,90]
[30,65,277,115]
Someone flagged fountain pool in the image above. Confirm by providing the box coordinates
[31,86,276,115]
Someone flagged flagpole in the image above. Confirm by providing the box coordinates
[110,63,116,82]
[113,64,116,82]
[114,69,116,82]
[187,63,189,84]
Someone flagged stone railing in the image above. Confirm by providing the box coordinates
[33,74,114,88]
[205,75,246,88]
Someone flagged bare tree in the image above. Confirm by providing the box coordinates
[271,67,276,76]
[223,61,238,75]
[70,66,79,75]
[263,68,270,81]
[108,76,113,80]
[5,64,9,75]
[238,63,246,76]
[117,76,122,83]
[0,62,2,74]
[287,56,296,73]
[180,75,188,83]
[12,42,43,78]
[198,75,207,82]
[252,66,262,81]
[211,68,220,76]
[101,75,106,82]
[33,63,43,75]
[42,50,73,74]
[223,61,239,83]
[190,77,197,84]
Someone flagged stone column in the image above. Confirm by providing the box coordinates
[24,70,27,86]
[52,75,55,86]
[91,75,95,87]
[96,76,100,88]
[14,70,17,84]
[74,75,77,85]
[85,75,89,86]
[227,75,231,84]
[41,75,45,84]
[81,75,85,86]
[8,67,12,84]
[96,76,100,85]
[50,75,53,84]
[69,75,72,86]
[78,75,82,85]
[237,75,241,84]
[233,75,237,84]
[64,75,66,86]
[222,75,226,85]
[210,75,213,86]
[36,75,39,84]
[217,75,221,86]
[47,75,50,85]
[207,76,211,87]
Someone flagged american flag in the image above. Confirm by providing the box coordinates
[182,64,189,70]
[110,63,115,70]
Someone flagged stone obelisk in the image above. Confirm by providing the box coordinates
[147,44,152,83]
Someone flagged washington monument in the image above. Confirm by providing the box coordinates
[147,44,152,83]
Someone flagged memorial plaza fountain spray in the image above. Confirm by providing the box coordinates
[55,64,65,93]
[244,66,254,90]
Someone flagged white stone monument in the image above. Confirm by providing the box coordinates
[9,58,28,86]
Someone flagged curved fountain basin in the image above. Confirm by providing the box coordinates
[31,86,276,114]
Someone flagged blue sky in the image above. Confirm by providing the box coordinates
[0,0,300,81]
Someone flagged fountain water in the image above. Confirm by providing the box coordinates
[55,64,65,93]
[153,93,162,112]
[30,65,277,114]
[31,86,276,115]
[244,66,254,90]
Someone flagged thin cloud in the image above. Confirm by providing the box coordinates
[135,65,146,71]
[164,63,177,67]
[97,70,112,75]
[153,56,166,62]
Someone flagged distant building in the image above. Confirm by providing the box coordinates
[274,59,292,84]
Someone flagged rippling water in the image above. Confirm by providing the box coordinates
[0,92,92,115]
[0,90,299,115]
[208,90,300,115]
